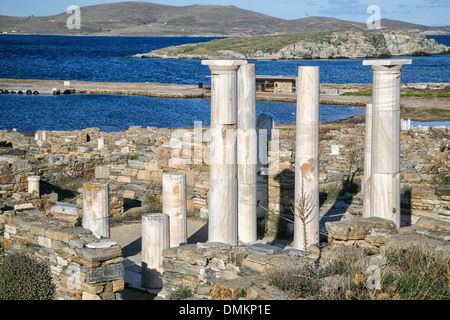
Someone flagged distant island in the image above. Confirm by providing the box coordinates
[129,31,450,60]
[1,1,449,37]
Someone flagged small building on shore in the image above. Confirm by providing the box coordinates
[256,76,297,93]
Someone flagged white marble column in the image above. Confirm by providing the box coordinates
[27,175,41,198]
[294,66,320,251]
[202,59,247,245]
[97,138,105,150]
[82,182,110,238]
[237,64,257,244]
[141,213,169,289]
[163,173,187,247]
[362,103,373,217]
[363,59,412,227]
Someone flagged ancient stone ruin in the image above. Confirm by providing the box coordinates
[0,59,449,300]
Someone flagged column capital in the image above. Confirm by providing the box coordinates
[202,59,247,72]
[363,59,412,71]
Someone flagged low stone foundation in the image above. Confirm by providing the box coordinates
[160,241,301,300]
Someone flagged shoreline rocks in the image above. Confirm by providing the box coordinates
[131,31,450,60]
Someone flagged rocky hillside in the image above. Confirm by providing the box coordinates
[1,1,449,36]
[131,31,450,60]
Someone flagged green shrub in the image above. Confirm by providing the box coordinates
[0,252,55,300]
[440,175,450,188]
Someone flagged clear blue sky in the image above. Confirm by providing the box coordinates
[1,0,449,26]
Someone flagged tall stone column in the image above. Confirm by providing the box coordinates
[237,64,257,244]
[98,138,105,150]
[141,213,169,289]
[362,103,373,217]
[163,173,187,247]
[363,59,412,227]
[202,59,247,245]
[294,66,320,251]
[83,182,110,238]
[27,175,41,198]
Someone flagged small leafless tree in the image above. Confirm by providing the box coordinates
[291,177,315,254]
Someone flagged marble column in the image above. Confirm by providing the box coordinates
[141,213,169,289]
[163,173,187,247]
[27,175,40,198]
[82,182,110,238]
[237,64,257,244]
[98,138,105,150]
[363,59,412,227]
[202,59,247,245]
[362,103,373,217]
[294,66,320,251]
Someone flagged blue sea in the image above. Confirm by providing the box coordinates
[0,34,449,132]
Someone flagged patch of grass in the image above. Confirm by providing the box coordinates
[341,91,372,96]
[150,31,339,57]
[0,24,14,30]
[439,175,450,187]
[81,23,117,29]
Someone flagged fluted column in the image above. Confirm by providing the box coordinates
[237,64,257,244]
[362,103,373,217]
[202,59,247,245]
[82,182,110,238]
[294,66,320,251]
[141,213,169,289]
[163,173,187,247]
[363,59,412,227]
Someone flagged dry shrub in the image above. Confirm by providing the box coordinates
[265,245,450,300]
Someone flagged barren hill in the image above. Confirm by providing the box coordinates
[1,1,449,37]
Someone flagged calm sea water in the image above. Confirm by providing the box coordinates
[0,34,448,132]
[0,94,366,132]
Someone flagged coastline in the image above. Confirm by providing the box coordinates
[0,78,449,123]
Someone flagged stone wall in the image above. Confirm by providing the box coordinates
[0,213,124,300]
[160,241,298,300]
